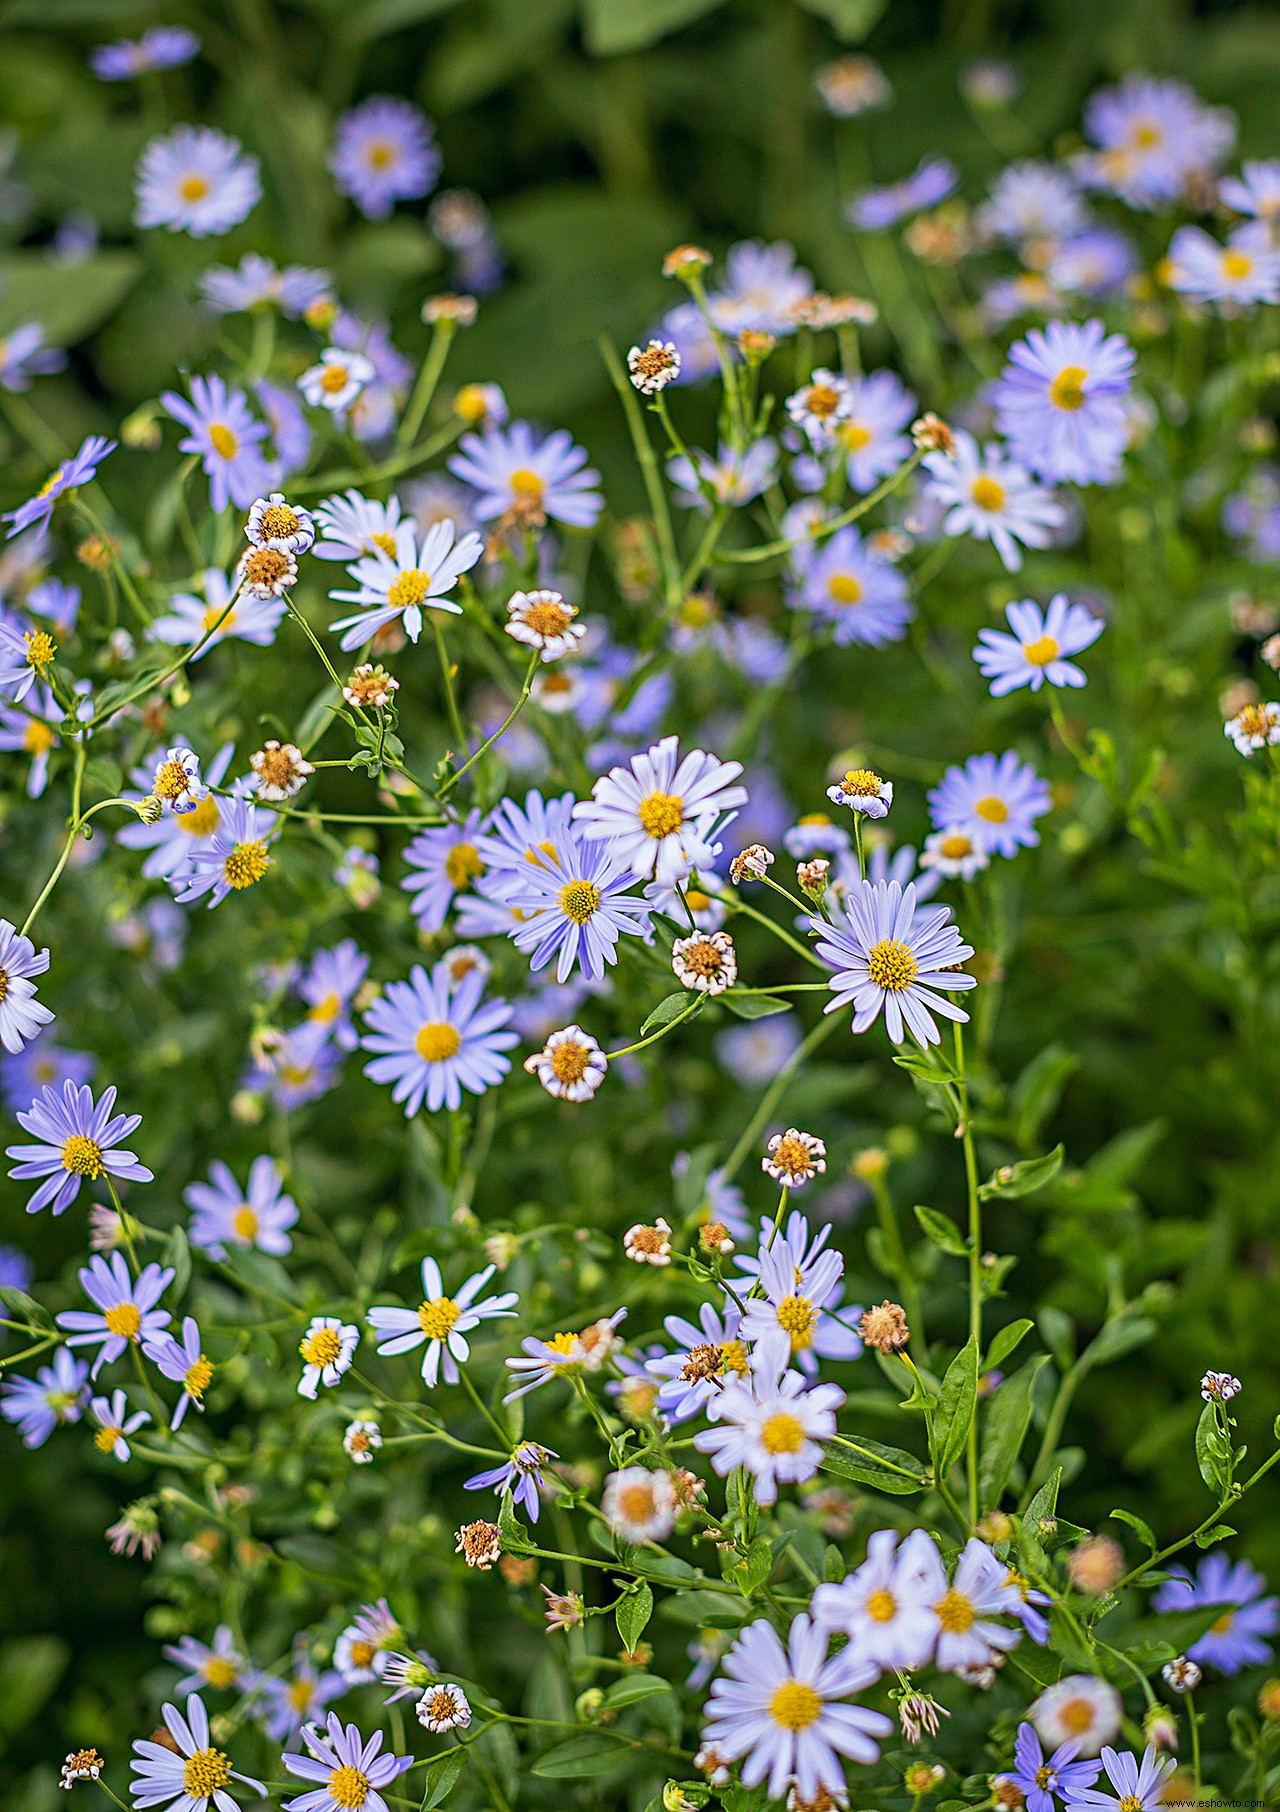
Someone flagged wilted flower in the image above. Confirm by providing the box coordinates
[1201,1370,1242,1401]
[1162,1656,1203,1693]
[628,340,682,393]
[730,844,774,883]
[859,1300,910,1354]
[523,1024,608,1102]
[249,741,314,802]
[417,1683,472,1731]
[671,929,738,995]
[542,1585,585,1631]
[455,1519,502,1569]
[60,1750,105,1789]
[623,1218,673,1266]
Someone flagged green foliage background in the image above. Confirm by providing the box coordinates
[1,0,1280,1794]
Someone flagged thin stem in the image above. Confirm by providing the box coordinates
[438,651,538,798]
[599,335,682,608]
[954,1019,983,1523]
[719,1013,841,1184]
[713,451,923,565]
[397,320,457,450]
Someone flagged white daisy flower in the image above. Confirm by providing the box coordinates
[814,879,977,1047]
[762,1129,827,1189]
[299,348,375,413]
[130,1695,265,1812]
[328,517,483,649]
[786,368,855,450]
[368,1257,517,1386]
[1030,1675,1123,1756]
[628,340,681,394]
[504,588,585,661]
[523,1024,608,1101]
[920,827,989,881]
[344,1418,382,1462]
[826,768,893,817]
[313,489,402,562]
[923,430,1065,572]
[974,594,1105,695]
[1225,699,1280,755]
[417,1683,472,1732]
[297,1317,359,1399]
[134,127,261,239]
[245,493,315,556]
[812,1528,943,1671]
[694,1368,843,1506]
[602,1466,678,1542]
[573,733,748,886]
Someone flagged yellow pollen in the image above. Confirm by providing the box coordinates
[242,547,289,588]
[416,1022,462,1062]
[444,842,484,889]
[24,721,55,755]
[545,1331,579,1358]
[828,572,864,606]
[455,385,490,422]
[181,1748,230,1801]
[866,938,919,992]
[719,1339,749,1375]
[25,630,56,672]
[179,795,221,837]
[370,531,398,557]
[776,1294,816,1350]
[258,504,300,539]
[103,1302,142,1340]
[768,1679,823,1730]
[301,1326,343,1368]
[1236,705,1273,738]
[1035,1767,1054,1790]
[617,1482,659,1523]
[1211,1610,1235,1634]
[61,1133,105,1178]
[1223,249,1253,280]
[560,879,601,923]
[321,364,352,394]
[232,1204,259,1241]
[1049,364,1088,411]
[202,602,237,634]
[37,465,66,499]
[934,1588,975,1633]
[805,383,841,418]
[550,1040,591,1083]
[208,423,238,460]
[798,812,831,825]
[179,175,211,202]
[152,758,192,800]
[940,833,974,860]
[224,841,270,889]
[348,1640,376,1669]
[839,421,872,451]
[865,1587,898,1623]
[310,992,341,1024]
[1023,634,1060,666]
[520,600,573,638]
[203,1657,238,1689]
[94,1424,122,1453]
[771,1134,815,1177]
[326,1765,371,1811]
[366,141,394,170]
[288,1677,314,1711]
[184,1356,214,1400]
[418,1296,462,1339]
[974,794,1009,823]
[684,888,710,911]
[509,467,544,497]
[970,475,1006,512]
[840,767,882,796]
[387,568,433,610]
[759,1410,806,1455]
[637,790,684,839]
[1117,1798,1141,1812]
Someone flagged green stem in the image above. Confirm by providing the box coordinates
[599,335,682,609]
[397,320,457,450]
[714,451,923,565]
[719,1013,841,1184]
[954,1019,983,1523]
[438,651,539,798]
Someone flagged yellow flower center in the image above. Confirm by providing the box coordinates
[301,1326,344,1368]
[203,1657,238,1689]
[839,421,872,451]
[444,842,484,888]
[348,1639,376,1669]
[1023,634,1060,666]
[559,879,601,924]
[805,382,842,419]
[23,718,54,756]
[258,504,300,539]
[387,568,433,609]
[370,530,398,557]
[94,1424,122,1453]
[974,794,1009,823]
[970,475,1006,512]
[418,1296,462,1339]
[1131,122,1162,149]
[1236,705,1273,739]
[550,1039,591,1083]
[1049,364,1087,411]
[770,1134,815,1177]
[203,603,237,634]
[455,384,491,422]
[327,1765,370,1811]
[310,991,342,1023]
[179,796,221,836]
[828,572,863,605]
[1222,249,1253,280]
[866,938,919,992]
[684,888,710,911]
[616,1481,660,1524]
[181,1748,230,1800]
[768,1679,823,1730]
[509,467,544,497]
[179,175,211,203]
[719,1339,750,1375]
[1059,1698,1094,1735]
[799,811,831,825]
[416,1021,462,1062]
[184,1356,214,1401]
[321,364,352,394]
[25,630,56,673]
[759,1410,806,1455]
[934,1588,976,1633]
[840,767,882,796]
[1035,1767,1054,1790]
[865,1587,898,1623]
[520,599,573,638]
[224,841,270,889]
[366,140,394,170]
[103,1302,142,1340]
[637,790,684,839]
[226,1206,257,1246]
[1117,1798,1141,1812]
[208,423,238,459]
[546,1331,579,1359]
[242,547,290,590]
[1211,1610,1235,1635]
[152,758,193,801]
[776,1294,816,1350]
[61,1134,105,1177]
[940,832,974,860]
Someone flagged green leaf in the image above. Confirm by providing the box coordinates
[531,1734,628,1779]
[1194,1400,1233,1497]
[616,1582,654,1653]
[733,1536,774,1596]
[892,1048,959,1084]
[1022,1467,1062,1532]
[85,756,124,797]
[985,1318,1034,1370]
[580,0,725,56]
[1077,1317,1157,1376]
[1194,1522,1237,1548]
[604,1672,671,1708]
[1010,1045,1078,1147]
[640,991,700,1035]
[163,1224,192,1303]
[937,1335,980,1479]
[1037,1306,1075,1371]
[818,1436,928,1495]
[0,1636,69,1738]
[1109,1508,1156,1554]
[348,0,466,40]
[0,1285,52,1331]
[722,992,793,1020]
[792,0,887,40]
[913,1203,968,1256]
[978,1355,1051,1510]
[420,1747,468,1809]
[979,1145,1064,1201]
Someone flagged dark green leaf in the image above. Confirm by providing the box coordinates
[818,1436,927,1495]
[580,0,725,56]
[722,991,793,1020]
[0,1285,52,1331]
[979,1145,1064,1201]
[640,991,700,1035]
[937,1335,979,1479]
[531,1734,629,1779]
[913,1203,968,1255]
[985,1319,1034,1370]
[978,1355,1051,1510]
[1110,1508,1156,1553]
[616,1582,654,1653]
[420,1747,468,1810]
